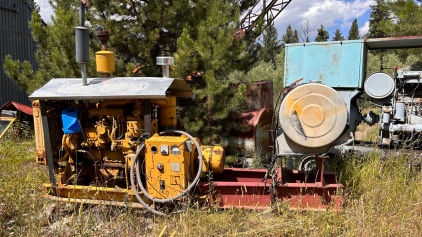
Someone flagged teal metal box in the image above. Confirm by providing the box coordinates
[284,40,367,88]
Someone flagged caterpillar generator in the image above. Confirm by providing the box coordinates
[31,75,226,215]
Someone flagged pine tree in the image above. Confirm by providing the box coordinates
[4,1,100,94]
[174,0,253,144]
[281,25,299,44]
[379,0,422,37]
[260,24,281,63]
[368,0,389,38]
[282,25,294,44]
[348,18,360,40]
[378,0,422,60]
[332,29,344,41]
[292,30,299,43]
[26,0,38,9]
[4,0,255,145]
[314,25,329,42]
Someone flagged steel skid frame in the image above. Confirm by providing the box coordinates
[40,99,342,211]
[195,156,343,211]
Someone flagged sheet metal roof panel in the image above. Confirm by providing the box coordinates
[0,101,33,116]
[286,36,422,50]
[285,39,364,47]
[29,77,194,100]
[364,36,422,50]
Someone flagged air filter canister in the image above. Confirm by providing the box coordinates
[279,83,348,148]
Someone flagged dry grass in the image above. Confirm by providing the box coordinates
[354,106,380,142]
[2,137,422,236]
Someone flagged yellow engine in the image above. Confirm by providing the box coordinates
[30,17,226,213]
[31,92,225,206]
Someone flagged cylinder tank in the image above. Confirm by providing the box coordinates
[223,108,272,157]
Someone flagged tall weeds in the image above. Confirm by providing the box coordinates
[1,138,422,236]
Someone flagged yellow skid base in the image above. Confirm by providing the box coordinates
[43,183,149,207]
[44,195,145,208]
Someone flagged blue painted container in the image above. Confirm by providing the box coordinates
[284,40,367,89]
[61,107,81,134]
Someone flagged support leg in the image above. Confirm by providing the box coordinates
[40,100,56,186]
[315,155,328,186]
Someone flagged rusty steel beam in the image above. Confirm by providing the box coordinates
[196,157,343,211]
[235,0,293,39]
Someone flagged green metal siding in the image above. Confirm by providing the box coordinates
[0,0,38,105]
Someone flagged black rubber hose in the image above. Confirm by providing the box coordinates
[136,130,203,203]
[271,88,285,148]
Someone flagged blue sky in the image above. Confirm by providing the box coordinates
[35,0,374,41]
[271,0,374,41]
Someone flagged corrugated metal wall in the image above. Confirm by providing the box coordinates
[0,0,38,106]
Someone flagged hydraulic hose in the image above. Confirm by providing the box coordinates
[130,143,165,216]
[130,130,203,215]
[138,130,203,203]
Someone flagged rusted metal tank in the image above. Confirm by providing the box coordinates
[247,80,274,111]
[224,80,274,157]
[224,108,273,157]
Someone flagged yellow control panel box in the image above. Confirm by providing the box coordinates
[145,134,191,199]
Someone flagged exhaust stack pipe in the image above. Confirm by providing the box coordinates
[75,1,89,86]
[156,56,174,78]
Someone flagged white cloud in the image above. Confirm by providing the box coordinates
[360,21,370,36]
[35,0,54,23]
[273,0,375,39]
[34,0,373,38]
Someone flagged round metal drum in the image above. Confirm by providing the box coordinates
[364,72,395,99]
[279,83,348,148]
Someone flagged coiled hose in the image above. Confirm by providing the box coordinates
[130,130,203,216]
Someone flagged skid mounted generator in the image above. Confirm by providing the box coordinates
[30,2,422,215]
[30,75,225,214]
[30,1,343,212]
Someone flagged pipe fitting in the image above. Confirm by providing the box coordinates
[156,56,174,78]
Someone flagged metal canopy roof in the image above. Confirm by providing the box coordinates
[29,77,195,101]
[365,36,422,50]
[0,101,33,116]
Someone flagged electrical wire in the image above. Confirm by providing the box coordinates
[129,143,164,216]
[262,78,303,192]
[79,149,96,161]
